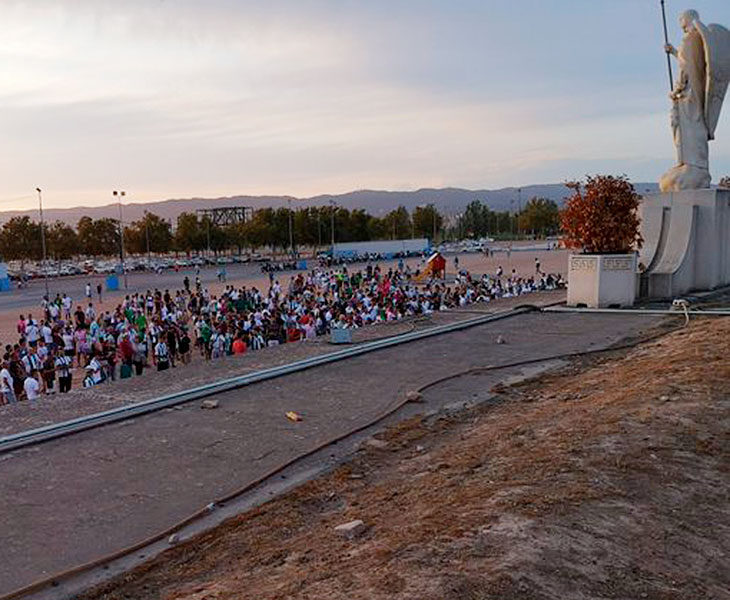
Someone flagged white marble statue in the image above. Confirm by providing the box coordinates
[660,9,730,192]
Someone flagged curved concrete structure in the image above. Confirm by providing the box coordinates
[638,205,668,272]
[639,189,730,299]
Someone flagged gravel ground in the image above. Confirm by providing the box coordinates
[0,302,656,596]
[0,291,561,437]
[76,315,730,600]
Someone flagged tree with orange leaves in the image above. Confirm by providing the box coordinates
[560,175,643,254]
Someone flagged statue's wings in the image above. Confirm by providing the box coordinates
[695,20,730,140]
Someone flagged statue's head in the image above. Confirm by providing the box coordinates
[679,9,700,33]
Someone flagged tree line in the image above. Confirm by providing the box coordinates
[0,198,559,262]
[454,198,560,239]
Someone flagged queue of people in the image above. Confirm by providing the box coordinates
[0,263,564,406]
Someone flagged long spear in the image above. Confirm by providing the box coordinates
[660,0,674,90]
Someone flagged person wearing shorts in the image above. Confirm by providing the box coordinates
[1,360,16,404]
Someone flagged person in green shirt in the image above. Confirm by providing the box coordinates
[200,320,212,360]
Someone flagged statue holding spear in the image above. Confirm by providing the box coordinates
[659,6,730,192]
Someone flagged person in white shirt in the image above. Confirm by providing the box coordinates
[62,294,72,319]
[23,371,40,400]
[210,331,224,359]
[48,303,59,321]
[55,353,73,393]
[26,322,40,346]
[88,355,104,383]
[1,361,16,404]
[36,340,49,362]
[41,322,53,345]
[62,328,75,358]
[154,339,169,371]
[85,303,96,321]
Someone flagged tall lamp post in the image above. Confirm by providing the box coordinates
[35,188,50,299]
[144,209,151,265]
[317,209,322,252]
[329,200,336,251]
[432,205,438,244]
[113,190,128,289]
[287,199,294,257]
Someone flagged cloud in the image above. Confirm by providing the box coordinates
[1,0,730,209]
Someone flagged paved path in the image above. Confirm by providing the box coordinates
[0,308,654,596]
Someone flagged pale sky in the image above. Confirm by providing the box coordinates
[2,0,730,210]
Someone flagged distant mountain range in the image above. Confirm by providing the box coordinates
[0,183,660,226]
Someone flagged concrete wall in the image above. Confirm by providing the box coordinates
[639,189,730,299]
[567,254,637,308]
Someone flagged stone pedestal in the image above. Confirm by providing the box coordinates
[638,189,730,299]
[567,254,637,308]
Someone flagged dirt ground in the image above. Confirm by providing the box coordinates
[77,315,730,600]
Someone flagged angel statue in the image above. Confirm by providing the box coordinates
[660,9,730,192]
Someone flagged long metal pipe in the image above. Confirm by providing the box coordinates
[543,306,730,316]
[0,306,534,454]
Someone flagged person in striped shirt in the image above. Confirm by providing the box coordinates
[55,352,73,393]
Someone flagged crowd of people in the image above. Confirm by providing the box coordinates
[0,261,564,406]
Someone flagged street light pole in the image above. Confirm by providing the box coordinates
[35,188,49,299]
[113,190,128,288]
[317,209,322,250]
[287,199,294,257]
[432,206,437,243]
[510,199,515,237]
[144,209,151,264]
[329,200,336,251]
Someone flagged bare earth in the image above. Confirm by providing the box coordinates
[78,315,730,600]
